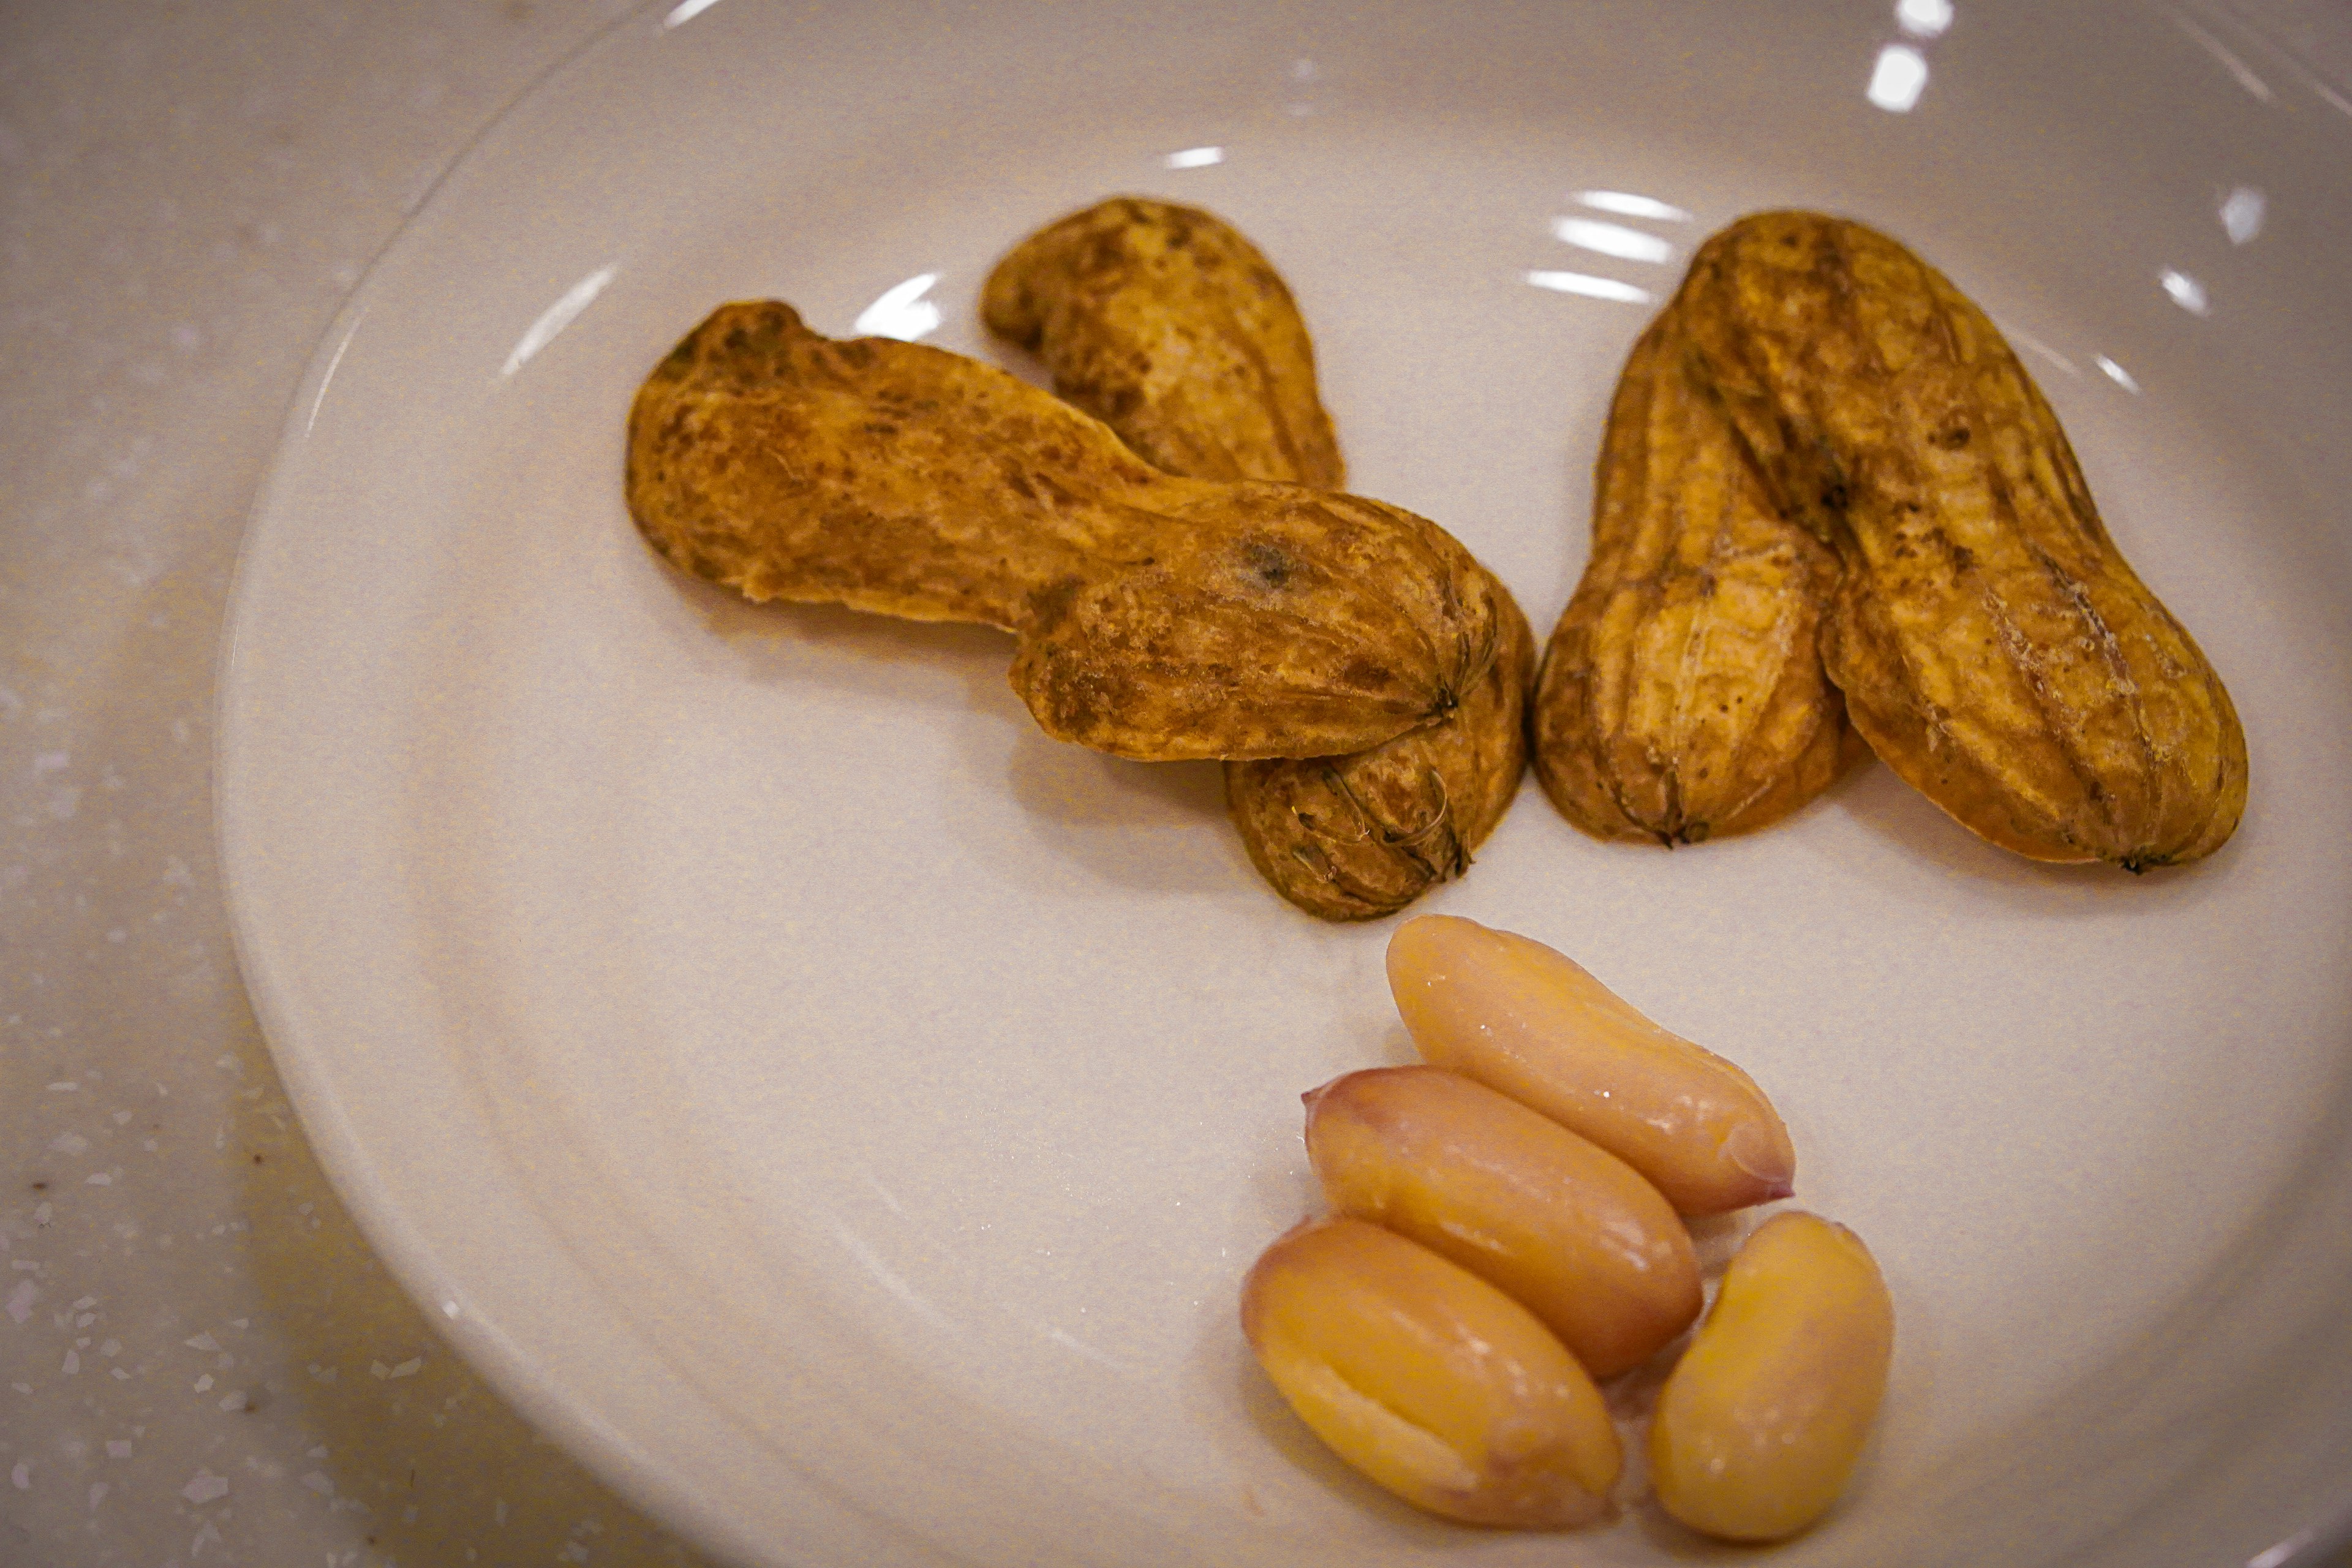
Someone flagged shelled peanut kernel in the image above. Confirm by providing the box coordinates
[1303,1065,1700,1379]
[1240,1216,1621,1528]
[1246,914,1889,1544]
[1386,914,1796,1215]
[1649,1212,1894,1542]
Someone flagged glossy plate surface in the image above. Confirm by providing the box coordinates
[217,2,2352,1563]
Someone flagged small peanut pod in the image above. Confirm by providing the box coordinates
[984,198,1531,919]
[1532,311,1863,847]
[1649,1212,1894,1541]
[1229,590,1532,921]
[982,196,1347,488]
[1385,914,1795,1214]
[1240,1216,1620,1528]
[1303,1066,1701,1378]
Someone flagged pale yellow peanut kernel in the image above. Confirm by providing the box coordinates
[1239,1216,1620,1528]
[1303,1066,1701,1379]
[1649,1212,1894,1542]
[1385,914,1796,1215]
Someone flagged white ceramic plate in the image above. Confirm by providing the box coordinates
[217,2,2352,1563]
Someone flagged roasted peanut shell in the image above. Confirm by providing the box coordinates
[982,197,1346,488]
[1229,594,1531,918]
[1677,211,2247,868]
[985,199,1529,916]
[1533,311,1862,846]
[627,301,1501,763]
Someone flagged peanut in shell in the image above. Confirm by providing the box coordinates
[982,196,1346,489]
[1227,594,1531,919]
[627,300,1501,763]
[1676,211,2247,868]
[985,198,1530,916]
[1532,311,1863,846]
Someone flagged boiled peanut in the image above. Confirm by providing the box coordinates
[982,199,1532,918]
[627,301,1501,763]
[1533,309,1863,846]
[1303,1066,1700,1378]
[1649,1211,1894,1541]
[1385,914,1794,1214]
[1677,211,2246,869]
[1240,1216,1619,1527]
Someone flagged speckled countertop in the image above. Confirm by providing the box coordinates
[2,4,710,1563]
[5,4,2352,1568]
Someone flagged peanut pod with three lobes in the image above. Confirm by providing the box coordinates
[627,300,1501,764]
[1677,211,2247,869]
[986,197,1531,917]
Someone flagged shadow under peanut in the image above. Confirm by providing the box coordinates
[661,568,1259,906]
[1808,761,2245,920]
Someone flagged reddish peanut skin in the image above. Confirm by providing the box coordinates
[1304,1066,1701,1378]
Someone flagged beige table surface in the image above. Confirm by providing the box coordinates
[5,4,2351,1568]
[3,4,714,1563]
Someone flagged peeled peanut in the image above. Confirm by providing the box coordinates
[1649,1212,1894,1541]
[1240,1216,1620,1528]
[1303,1066,1700,1378]
[1385,914,1795,1215]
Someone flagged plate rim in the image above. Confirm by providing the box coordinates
[209,2,2352,1564]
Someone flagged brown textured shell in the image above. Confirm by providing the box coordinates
[1677,212,2247,868]
[982,197,1346,488]
[627,301,1501,763]
[1532,311,1863,846]
[1231,594,1532,919]
[985,199,1530,918]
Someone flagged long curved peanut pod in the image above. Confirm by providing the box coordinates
[1533,312,1861,845]
[1678,212,2247,868]
[628,301,1500,763]
[985,199,1531,915]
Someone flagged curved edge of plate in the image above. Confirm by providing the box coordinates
[208,7,878,1566]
